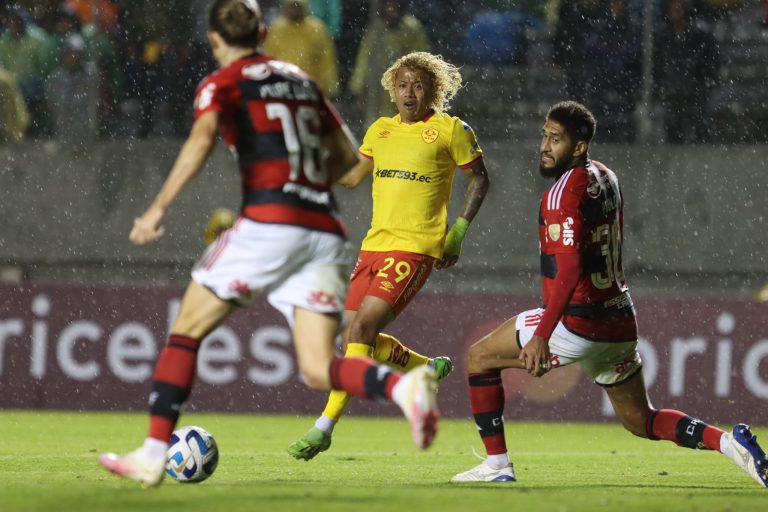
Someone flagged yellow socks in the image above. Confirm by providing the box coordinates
[372,333,429,371]
[320,336,429,423]
[321,342,372,422]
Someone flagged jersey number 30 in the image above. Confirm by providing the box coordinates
[590,221,624,290]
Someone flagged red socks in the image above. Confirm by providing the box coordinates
[646,409,724,451]
[329,356,400,400]
[148,334,201,442]
[469,371,507,455]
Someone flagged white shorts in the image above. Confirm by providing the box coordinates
[191,219,353,325]
[516,308,641,386]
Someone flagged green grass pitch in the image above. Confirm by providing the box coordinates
[1,411,764,512]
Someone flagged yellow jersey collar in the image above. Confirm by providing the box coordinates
[394,111,436,125]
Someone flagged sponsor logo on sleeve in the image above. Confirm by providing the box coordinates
[563,217,575,246]
[195,83,216,111]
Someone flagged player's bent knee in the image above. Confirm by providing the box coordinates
[467,341,495,373]
[467,344,484,372]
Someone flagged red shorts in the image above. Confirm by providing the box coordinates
[345,250,434,316]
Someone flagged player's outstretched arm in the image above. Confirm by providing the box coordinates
[337,156,373,188]
[436,158,490,269]
[323,124,363,185]
[129,111,219,246]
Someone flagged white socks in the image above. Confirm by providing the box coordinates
[142,437,169,460]
[315,415,336,435]
[487,453,511,470]
[720,432,734,460]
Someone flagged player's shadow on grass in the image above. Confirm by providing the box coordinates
[210,475,758,493]
[447,482,755,492]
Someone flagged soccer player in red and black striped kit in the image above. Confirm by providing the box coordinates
[451,101,768,487]
[98,0,438,487]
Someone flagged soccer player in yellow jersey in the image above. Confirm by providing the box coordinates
[289,51,490,460]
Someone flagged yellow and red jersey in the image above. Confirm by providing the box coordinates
[358,112,482,258]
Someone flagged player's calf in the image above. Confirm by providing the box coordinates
[645,409,724,451]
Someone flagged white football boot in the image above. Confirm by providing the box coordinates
[392,365,440,449]
[99,448,166,487]
[724,423,768,488]
[451,460,516,483]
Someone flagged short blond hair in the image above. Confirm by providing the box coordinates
[380,52,462,113]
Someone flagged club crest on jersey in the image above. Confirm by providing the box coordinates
[422,128,438,144]
[587,180,601,199]
[548,223,561,242]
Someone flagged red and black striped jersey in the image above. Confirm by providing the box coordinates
[194,53,346,236]
[538,160,637,341]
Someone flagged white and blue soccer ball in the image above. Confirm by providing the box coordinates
[165,425,219,483]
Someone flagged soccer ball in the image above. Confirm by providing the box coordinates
[165,426,219,483]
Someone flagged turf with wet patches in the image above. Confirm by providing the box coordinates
[1,411,764,512]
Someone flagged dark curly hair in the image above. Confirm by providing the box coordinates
[546,100,597,143]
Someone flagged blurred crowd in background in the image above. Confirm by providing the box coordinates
[0,0,766,147]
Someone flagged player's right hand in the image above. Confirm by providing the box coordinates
[519,334,551,378]
[129,209,166,245]
[436,217,469,270]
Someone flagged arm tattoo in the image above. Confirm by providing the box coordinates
[458,160,490,222]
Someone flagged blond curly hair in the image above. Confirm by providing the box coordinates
[380,52,462,113]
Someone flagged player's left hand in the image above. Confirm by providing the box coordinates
[519,334,551,378]
[436,217,469,270]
